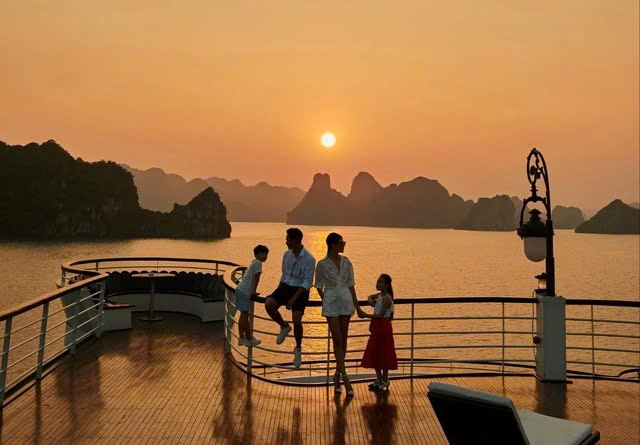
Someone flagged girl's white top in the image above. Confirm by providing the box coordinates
[314,256,356,317]
[374,293,394,318]
[236,259,262,295]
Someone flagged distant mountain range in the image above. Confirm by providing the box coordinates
[287,172,473,228]
[128,164,635,233]
[286,171,638,234]
[0,141,230,239]
[122,165,305,222]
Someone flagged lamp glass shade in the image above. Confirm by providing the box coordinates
[536,274,547,290]
[524,237,546,262]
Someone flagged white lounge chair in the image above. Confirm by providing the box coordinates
[427,382,600,445]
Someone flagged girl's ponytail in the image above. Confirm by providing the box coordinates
[380,273,393,298]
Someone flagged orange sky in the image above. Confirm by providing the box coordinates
[1,1,638,210]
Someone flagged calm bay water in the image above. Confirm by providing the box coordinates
[0,223,637,380]
[1,223,638,309]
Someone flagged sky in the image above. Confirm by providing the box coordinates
[1,1,638,211]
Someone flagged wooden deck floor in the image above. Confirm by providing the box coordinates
[0,313,637,444]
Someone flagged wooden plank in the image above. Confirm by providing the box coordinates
[0,313,637,444]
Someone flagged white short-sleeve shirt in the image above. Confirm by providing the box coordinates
[236,259,263,295]
[315,256,356,317]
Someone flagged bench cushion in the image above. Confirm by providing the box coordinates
[518,409,593,445]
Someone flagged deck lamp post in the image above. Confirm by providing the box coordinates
[517,148,556,297]
[518,148,566,382]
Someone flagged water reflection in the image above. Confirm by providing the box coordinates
[361,391,398,445]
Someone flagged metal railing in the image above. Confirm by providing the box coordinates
[61,257,238,286]
[0,256,239,409]
[223,266,640,385]
[0,274,108,407]
[565,299,640,379]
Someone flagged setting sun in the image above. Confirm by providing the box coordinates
[321,132,336,148]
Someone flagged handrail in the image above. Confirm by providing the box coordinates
[222,265,640,385]
[222,268,541,306]
[223,266,639,308]
[1,277,107,407]
[565,299,640,308]
[0,274,107,323]
[62,257,238,276]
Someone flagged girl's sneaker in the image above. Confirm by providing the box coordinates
[245,337,261,347]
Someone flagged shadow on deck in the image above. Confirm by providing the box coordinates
[0,313,637,444]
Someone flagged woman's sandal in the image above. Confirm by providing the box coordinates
[333,372,342,394]
[342,372,354,397]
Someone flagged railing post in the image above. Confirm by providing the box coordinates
[410,303,415,378]
[535,294,567,382]
[61,269,66,286]
[502,302,505,375]
[326,327,331,385]
[590,304,595,378]
[0,318,13,406]
[247,300,254,374]
[96,283,105,338]
[36,302,49,379]
[215,263,219,276]
[95,261,99,272]
[224,289,231,354]
[70,290,79,355]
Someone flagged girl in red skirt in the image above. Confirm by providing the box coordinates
[358,273,397,391]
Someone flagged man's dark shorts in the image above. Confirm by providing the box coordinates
[267,283,310,313]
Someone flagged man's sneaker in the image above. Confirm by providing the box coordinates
[276,325,292,344]
[238,337,246,346]
[245,337,261,347]
[293,347,302,368]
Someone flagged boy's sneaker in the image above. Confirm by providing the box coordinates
[238,337,246,346]
[245,337,261,347]
[276,325,292,344]
[293,347,302,368]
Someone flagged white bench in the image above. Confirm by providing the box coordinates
[427,382,599,445]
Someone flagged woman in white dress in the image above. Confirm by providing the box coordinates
[314,232,363,396]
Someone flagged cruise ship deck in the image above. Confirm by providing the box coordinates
[1,313,637,444]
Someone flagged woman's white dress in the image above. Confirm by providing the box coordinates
[314,256,356,317]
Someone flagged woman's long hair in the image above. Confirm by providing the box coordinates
[325,232,342,254]
[379,273,394,298]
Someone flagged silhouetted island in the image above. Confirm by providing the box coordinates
[122,165,305,222]
[575,200,640,234]
[287,172,472,228]
[552,206,585,229]
[455,195,516,231]
[0,140,231,239]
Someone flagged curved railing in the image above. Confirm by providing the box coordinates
[61,257,239,285]
[0,256,240,410]
[0,271,108,408]
[223,266,640,386]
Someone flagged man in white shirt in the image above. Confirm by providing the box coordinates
[265,227,316,368]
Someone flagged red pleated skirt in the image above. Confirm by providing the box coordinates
[360,318,398,370]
